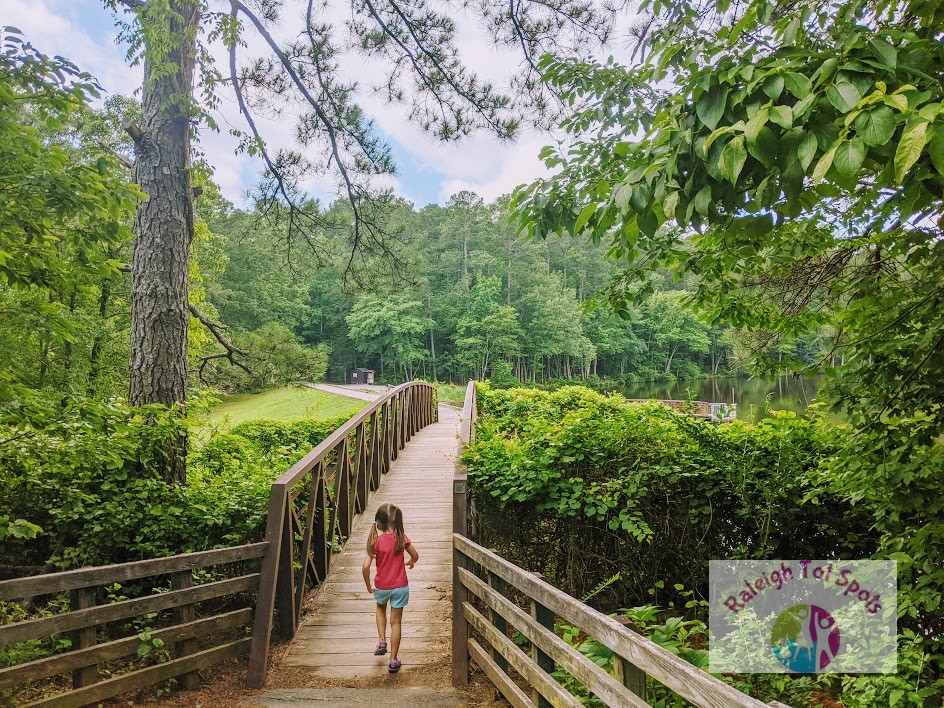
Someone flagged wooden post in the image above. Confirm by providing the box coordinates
[312,473,329,581]
[69,587,97,689]
[391,393,401,461]
[336,445,352,541]
[613,654,647,702]
[170,570,199,690]
[368,409,380,490]
[247,484,287,688]
[275,500,297,637]
[531,580,555,708]
[451,481,469,686]
[352,423,367,514]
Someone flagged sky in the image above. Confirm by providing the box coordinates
[2,0,631,209]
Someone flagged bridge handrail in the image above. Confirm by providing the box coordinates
[452,380,775,707]
[248,380,437,687]
[0,543,266,705]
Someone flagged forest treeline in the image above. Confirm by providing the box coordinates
[4,91,828,403]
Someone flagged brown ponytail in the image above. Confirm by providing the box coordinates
[388,504,406,554]
[366,522,379,555]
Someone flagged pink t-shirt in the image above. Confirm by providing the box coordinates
[373,533,411,590]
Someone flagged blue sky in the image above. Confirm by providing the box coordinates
[5,0,555,208]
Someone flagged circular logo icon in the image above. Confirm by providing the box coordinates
[770,604,841,672]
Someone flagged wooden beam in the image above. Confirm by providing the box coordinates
[463,602,580,708]
[468,639,533,708]
[0,543,267,600]
[454,535,767,708]
[24,638,251,708]
[0,575,258,646]
[0,609,252,689]
[459,567,646,708]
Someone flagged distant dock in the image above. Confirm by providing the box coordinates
[626,398,737,421]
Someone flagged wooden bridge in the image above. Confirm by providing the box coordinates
[0,382,780,707]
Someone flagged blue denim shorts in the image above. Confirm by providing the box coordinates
[374,585,409,608]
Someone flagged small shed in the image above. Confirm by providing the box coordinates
[350,368,375,385]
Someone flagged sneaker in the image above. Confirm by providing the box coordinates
[388,658,401,673]
[374,641,387,656]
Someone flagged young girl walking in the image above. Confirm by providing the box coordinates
[362,503,419,673]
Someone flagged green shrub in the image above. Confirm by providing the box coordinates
[488,360,517,389]
[0,402,347,569]
[467,384,873,607]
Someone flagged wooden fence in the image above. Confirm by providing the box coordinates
[0,543,266,707]
[247,380,437,686]
[452,381,780,707]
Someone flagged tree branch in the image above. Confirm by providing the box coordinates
[97,140,135,170]
[188,303,252,382]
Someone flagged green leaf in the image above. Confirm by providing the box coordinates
[894,120,929,183]
[768,105,793,129]
[833,138,867,179]
[719,136,748,184]
[574,202,596,231]
[927,127,944,176]
[746,126,777,168]
[827,79,867,113]
[868,38,897,70]
[812,145,837,183]
[762,75,784,101]
[854,106,898,146]
[693,185,712,215]
[695,85,727,130]
[663,191,679,220]
[798,132,818,171]
[744,109,769,143]
[783,72,812,99]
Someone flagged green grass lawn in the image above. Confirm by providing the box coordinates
[201,385,366,428]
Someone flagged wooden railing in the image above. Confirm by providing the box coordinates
[0,543,266,707]
[247,380,437,686]
[452,381,776,708]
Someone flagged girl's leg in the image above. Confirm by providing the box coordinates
[389,607,403,660]
[375,602,387,642]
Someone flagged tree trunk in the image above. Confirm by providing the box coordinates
[127,0,201,485]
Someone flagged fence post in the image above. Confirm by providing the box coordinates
[69,587,97,689]
[171,570,200,690]
[275,499,297,636]
[614,654,648,702]
[247,483,287,688]
[531,576,555,708]
[452,481,469,686]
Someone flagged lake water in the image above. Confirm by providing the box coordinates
[619,375,824,423]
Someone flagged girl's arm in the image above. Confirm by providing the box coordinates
[362,552,374,594]
[405,544,419,569]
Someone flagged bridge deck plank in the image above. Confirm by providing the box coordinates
[279,405,458,682]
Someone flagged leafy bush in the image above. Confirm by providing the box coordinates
[0,401,346,569]
[467,384,873,608]
[488,360,518,389]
